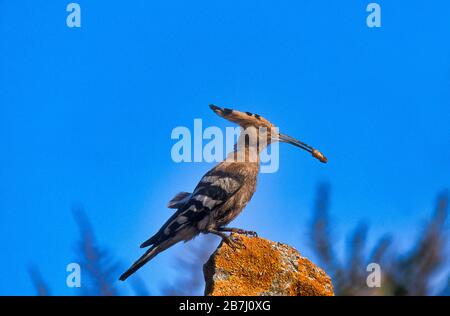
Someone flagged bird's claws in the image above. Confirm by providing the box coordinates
[224,235,246,250]
[235,229,258,237]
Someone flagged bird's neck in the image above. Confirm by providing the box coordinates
[226,143,260,164]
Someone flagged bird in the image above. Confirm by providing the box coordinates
[119,104,327,281]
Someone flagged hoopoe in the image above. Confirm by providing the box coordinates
[119,104,327,281]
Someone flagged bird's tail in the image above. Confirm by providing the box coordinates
[119,237,181,281]
[119,245,160,281]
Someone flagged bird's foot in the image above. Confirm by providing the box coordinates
[207,228,245,250]
[223,234,246,250]
[219,227,258,238]
[240,229,258,237]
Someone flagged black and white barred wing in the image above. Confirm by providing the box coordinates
[140,170,243,248]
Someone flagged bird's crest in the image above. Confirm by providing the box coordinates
[209,104,274,129]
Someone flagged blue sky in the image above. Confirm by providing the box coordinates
[0,1,449,295]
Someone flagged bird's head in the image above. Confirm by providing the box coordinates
[209,104,327,163]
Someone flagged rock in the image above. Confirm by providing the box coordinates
[203,234,334,296]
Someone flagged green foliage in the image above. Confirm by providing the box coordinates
[310,184,448,295]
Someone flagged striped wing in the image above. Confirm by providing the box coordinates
[140,168,243,247]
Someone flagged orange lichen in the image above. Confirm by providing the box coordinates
[204,234,334,296]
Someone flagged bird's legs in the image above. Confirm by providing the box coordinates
[207,228,245,250]
[218,227,258,237]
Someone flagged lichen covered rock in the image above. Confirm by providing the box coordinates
[203,234,334,296]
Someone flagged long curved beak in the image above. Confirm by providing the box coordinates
[278,133,328,163]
